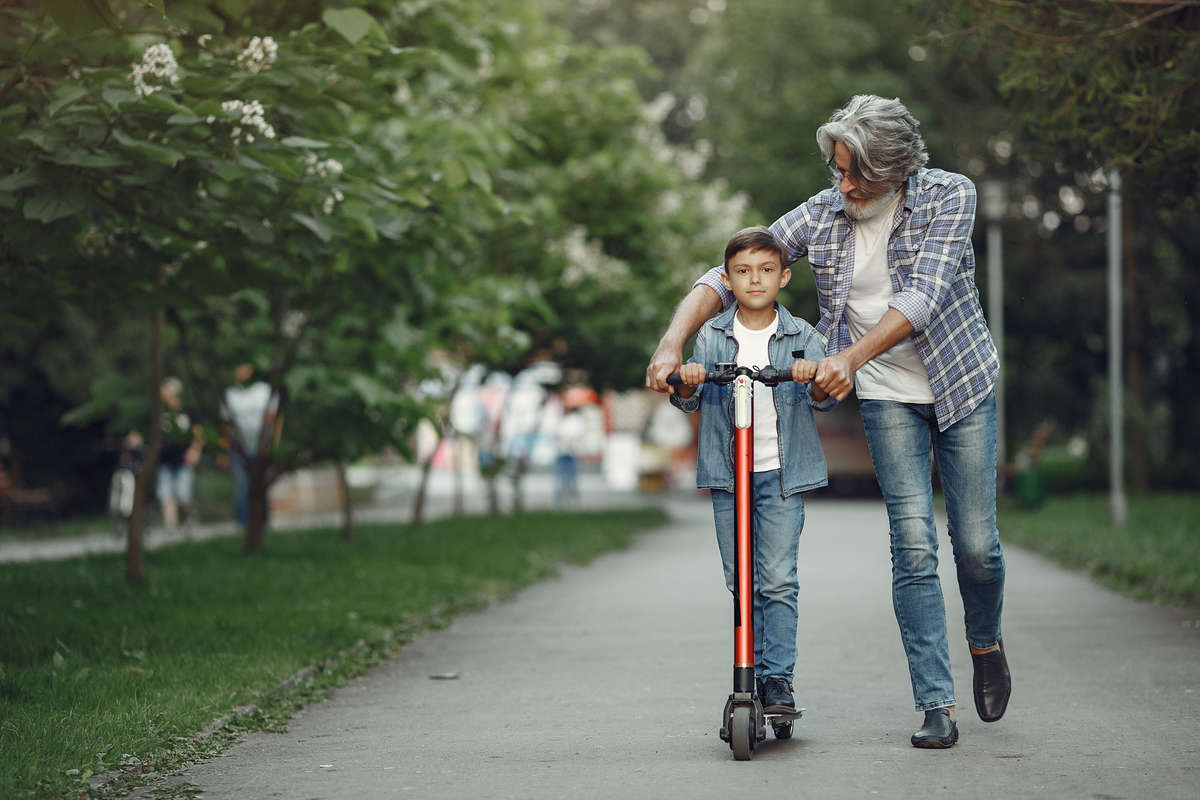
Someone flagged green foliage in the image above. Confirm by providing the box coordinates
[913,0,1200,206]
[2,0,753,526]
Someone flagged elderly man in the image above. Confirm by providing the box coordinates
[646,95,1010,749]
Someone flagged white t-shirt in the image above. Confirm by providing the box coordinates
[733,312,781,472]
[224,381,278,451]
[844,192,935,403]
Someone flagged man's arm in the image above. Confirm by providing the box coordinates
[645,283,723,394]
[814,308,914,401]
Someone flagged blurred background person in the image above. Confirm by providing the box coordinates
[223,364,280,529]
[553,404,585,506]
[157,377,204,530]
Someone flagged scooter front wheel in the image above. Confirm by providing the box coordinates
[730,705,755,760]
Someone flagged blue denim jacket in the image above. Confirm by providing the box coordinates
[670,302,835,497]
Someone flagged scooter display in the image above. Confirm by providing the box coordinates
[669,356,806,761]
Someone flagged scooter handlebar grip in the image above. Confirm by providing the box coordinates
[666,373,683,387]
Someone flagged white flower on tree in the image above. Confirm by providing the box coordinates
[300,152,344,178]
[235,36,278,74]
[220,99,276,143]
[130,43,180,97]
[321,188,344,215]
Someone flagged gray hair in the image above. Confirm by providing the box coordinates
[816,95,929,185]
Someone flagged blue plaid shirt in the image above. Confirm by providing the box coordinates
[698,168,998,432]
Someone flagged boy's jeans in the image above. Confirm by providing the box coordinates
[859,392,1006,711]
[710,469,805,682]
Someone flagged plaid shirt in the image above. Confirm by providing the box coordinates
[698,168,998,431]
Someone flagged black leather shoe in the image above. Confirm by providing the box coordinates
[760,677,796,713]
[971,639,1011,722]
[911,708,958,749]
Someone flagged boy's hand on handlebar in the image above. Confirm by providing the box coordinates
[791,359,818,383]
[679,363,707,386]
[673,363,706,398]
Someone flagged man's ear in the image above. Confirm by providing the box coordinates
[779,267,792,289]
[720,269,732,290]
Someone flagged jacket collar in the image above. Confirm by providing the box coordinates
[713,302,801,338]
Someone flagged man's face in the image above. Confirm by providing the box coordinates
[721,248,791,311]
[830,141,898,220]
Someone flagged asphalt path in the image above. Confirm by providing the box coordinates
[174,496,1200,799]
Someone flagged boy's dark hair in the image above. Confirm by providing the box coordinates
[723,225,784,268]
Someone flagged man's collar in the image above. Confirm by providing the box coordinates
[902,172,918,212]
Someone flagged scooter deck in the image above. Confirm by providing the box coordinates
[763,707,805,720]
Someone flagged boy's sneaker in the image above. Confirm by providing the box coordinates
[760,677,795,713]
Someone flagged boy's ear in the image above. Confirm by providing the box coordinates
[779,267,792,289]
[720,269,732,290]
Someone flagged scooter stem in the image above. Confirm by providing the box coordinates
[732,373,755,688]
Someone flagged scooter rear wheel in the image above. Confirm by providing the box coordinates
[730,705,755,760]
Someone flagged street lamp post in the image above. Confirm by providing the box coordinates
[980,180,1007,487]
[1107,169,1127,526]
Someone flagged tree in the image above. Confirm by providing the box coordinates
[914,0,1200,205]
[2,0,518,562]
[911,0,1200,488]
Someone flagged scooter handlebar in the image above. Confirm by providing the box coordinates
[665,364,797,388]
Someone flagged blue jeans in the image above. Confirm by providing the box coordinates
[232,453,267,528]
[711,469,805,682]
[156,463,195,504]
[860,392,1005,711]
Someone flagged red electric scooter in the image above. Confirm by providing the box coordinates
[670,355,806,761]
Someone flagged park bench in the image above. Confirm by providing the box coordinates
[0,469,56,526]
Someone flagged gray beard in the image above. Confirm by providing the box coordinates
[842,187,900,221]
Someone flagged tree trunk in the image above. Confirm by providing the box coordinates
[452,435,465,517]
[485,472,500,515]
[411,436,439,527]
[127,306,164,585]
[509,455,526,514]
[1123,196,1151,491]
[336,460,353,540]
[411,373,463,526]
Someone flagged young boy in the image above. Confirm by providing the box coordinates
[670,225,835,713]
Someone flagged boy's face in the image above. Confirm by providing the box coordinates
[721,247,790,311]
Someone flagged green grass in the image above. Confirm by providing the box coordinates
[999,493,1200,607]
[0,508,667,800]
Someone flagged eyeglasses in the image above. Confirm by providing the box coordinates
[827,156,885,196]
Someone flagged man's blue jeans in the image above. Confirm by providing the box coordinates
[232,453,267,528]
[859,392,1005,711]
[711,469,805,682]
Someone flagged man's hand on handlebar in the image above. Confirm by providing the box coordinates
[815,353,855,402]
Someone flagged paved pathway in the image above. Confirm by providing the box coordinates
[170,496,1200,799]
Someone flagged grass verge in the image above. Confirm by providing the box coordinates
[0,507,668,799]
[999,492,1200,607]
